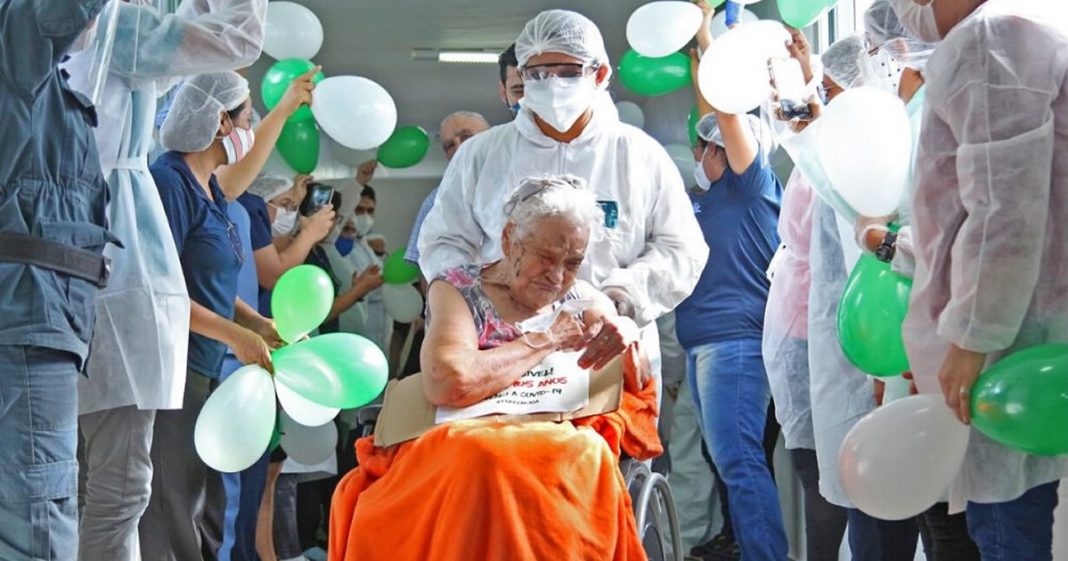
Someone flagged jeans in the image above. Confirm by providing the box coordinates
[917,502,978,561]
[686,338,787,561]
[967,481,1061,561]
[0,346,79,561]
[791,448,848,561]
[847,508,919,561]
[218,357,270,561]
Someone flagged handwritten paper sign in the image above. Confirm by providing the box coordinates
[435,351,590,424]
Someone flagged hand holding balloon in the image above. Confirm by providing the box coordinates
[277,66,321,118]
[229,325,275,374]
[352,265,384,295]
[938,344,987,424]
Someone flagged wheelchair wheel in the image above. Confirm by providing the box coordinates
[625,461,684,561]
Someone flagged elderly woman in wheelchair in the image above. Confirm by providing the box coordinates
[329,176,663,561]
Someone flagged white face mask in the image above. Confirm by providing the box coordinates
[892,0,941,43]
[221,120,256,165]
[692,146,713,191]
[352,214,374,237]
[515,299,594,348]
[521,76,597,132]
[271,207,298,238]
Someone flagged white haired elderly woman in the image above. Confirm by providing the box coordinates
[329,176,661,561]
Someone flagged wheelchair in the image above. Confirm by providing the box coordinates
[354,405,683,561]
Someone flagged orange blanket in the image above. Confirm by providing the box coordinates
[329,346,662,561]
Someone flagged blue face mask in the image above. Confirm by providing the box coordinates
[509,102,521,116]
[335,236,355,257]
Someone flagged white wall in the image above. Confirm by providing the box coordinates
[1055,480,1068,561]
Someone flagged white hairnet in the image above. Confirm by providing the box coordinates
[515,9,611,78]
[159,71,249,153]
[696,112,776,157]
[864,0,936,70]
[821,35,866,89]
[247,172,292,202]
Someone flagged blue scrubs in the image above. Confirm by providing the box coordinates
[236,192,274,317]
[151,151,243,379]
[0,1,114,558]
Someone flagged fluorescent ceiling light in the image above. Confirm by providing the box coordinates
[412,49,500,64]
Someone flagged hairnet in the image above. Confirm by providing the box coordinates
[863,0,936,70]
[822,35,866,89]
[696,113,775,156]
[515,10,611,77]
[159,71,249,153]
[247,172,292,202]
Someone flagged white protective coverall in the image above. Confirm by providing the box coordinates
[903,0,1068,508]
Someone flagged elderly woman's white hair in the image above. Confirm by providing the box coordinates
[503,175,604,241]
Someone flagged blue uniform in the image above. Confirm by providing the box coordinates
[151,151,242,379]
[0,1,114,558]
[236,192,274,316]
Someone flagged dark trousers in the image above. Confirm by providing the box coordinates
[791,448,848,561]
[916,502,979,561]
[847,508,919,561]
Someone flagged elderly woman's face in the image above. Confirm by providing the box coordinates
[502,215,589,309]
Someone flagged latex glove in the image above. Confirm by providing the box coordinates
[602,287,636,319]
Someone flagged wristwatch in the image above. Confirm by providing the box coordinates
[875,230,898,263]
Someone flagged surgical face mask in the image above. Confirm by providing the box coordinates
[508,102,522,116]
[352,214,374,237]
[335,236,355,256]
[892,0,941,43]
[220,116,255,165]
[521,76,597,132]
[515,299,594,349]
[271,207,298,238]
[692,146,715,191]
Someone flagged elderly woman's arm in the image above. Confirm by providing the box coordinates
[420,281,586,408]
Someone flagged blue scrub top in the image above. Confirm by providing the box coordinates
[152,151,242,378]
[675,150,783,349]
[236,192,274,317]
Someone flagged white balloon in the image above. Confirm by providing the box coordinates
[382,283,423,323]
[626,1,704,58]
[817,87,913,217]
[698,21,790,115]
[313,76,397,151]
[279,411,337,466]
[263,2,324,60]
[616,100,646,128]
[663,143,696,188]
[276,379,339,428]
[709,7,760,39]
[194,365,276,473]
[838,394,971,520]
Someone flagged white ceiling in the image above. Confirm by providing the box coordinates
[248,0,781,178]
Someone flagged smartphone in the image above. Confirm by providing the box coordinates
[299,182,335,216]
[768,57,813,120]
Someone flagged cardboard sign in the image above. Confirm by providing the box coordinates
[373,355,625,448]
[435,351,589,424]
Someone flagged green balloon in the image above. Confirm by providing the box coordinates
[382,249,420,285]
[261,58,325,123]
[971,344,1068,456]
[708,0,727,7]
[377,126,430,169]
[777,0,838,30]
[267,411,283,453]
[618,50,692,97]
[276,120,320,174]
[837,254,912,376]
[688,105,701,148]
[272,333,389,410]
[271,265,335,344]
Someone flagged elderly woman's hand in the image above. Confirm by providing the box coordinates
[546,312,589,352]
[577,309,640,371]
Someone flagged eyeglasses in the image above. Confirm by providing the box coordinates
[520,63,596,81]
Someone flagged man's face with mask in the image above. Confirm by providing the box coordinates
[500,65,525,115]
[351,195,376,238]
[519,52,608,133]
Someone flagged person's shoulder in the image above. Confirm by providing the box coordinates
[150,153,193,195]
[237,191,268,213]
[456,122,517,158]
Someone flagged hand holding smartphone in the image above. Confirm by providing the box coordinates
[769,56,814,121]
[300,182,336,217]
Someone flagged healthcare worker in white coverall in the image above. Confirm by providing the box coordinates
[892,0,1068,558]
[63,2,266,559]
[417,9,708,386]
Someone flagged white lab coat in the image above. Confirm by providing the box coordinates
[67,0,266,414]
[416,103,708,328]
[903,0,1068,508]
[324,242,392,353]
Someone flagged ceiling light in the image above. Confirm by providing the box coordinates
[412,49,501,64]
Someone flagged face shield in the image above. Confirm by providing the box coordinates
[70,0,121,105]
